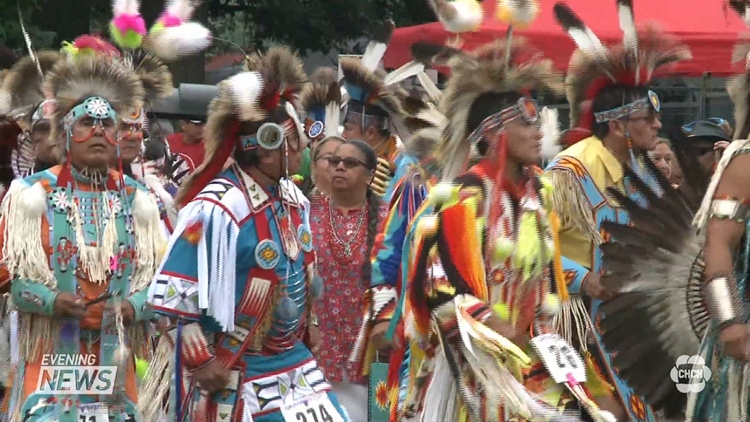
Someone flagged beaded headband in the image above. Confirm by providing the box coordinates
[63,96,117,133]
[467,96,539,145]
[594,90,661,123]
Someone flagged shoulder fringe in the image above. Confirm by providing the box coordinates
[693,139,750,231]
[132,188,168,292]
[0,180,55,287]
[545,168,602,244]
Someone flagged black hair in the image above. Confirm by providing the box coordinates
[466,91,522,156]
[339,139,380,288]
[591,84,650,140]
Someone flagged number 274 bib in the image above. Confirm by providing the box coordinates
[530,333,587,384]
[280,392,344,422]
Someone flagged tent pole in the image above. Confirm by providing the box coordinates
[700,72,711,119]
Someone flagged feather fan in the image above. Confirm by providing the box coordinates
[44,54,144,150]
[0,51,60,115]
[597,151,706,419]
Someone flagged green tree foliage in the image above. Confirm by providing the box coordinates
[0,0,56,53]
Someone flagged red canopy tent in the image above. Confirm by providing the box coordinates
[383,0,747,77]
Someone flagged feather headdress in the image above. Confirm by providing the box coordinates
[402,104,447,160]
[0,51,60,116]
[426,38,564,180]
[555,1,690,136]
[299,81,341,141]
[727,5,750,139]
[44,54,144,151]
[177,46,308,207]
[341,57,405,121]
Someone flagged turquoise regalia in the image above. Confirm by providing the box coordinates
[545,137,661,422]
[0,165,162,422]
[147,165,347,422]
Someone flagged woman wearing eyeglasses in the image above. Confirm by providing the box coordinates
[309,136,344,197]
[309,139,388,421]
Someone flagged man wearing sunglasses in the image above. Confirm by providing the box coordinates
[544,4,692,420]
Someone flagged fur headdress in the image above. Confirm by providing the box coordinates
[422,38,564,180]
[341,57,405,120]
[299,81,342,141]
[555,1,690,136]
[44,54,144,151]
[176,46,308,207]
[0,51,61,117]
[727,5,750,139]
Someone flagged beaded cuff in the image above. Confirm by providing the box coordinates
[702,275,743,329]
[709,197,750,223]
[168,322,214,370]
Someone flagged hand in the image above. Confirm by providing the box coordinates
[193,359,231,393]
[583,272,615,301]
[105,300,136,327]
[719,323,750,362]
[714,140,731,151]
[53,292,86,318]
[370,321,393,352]
[306,324,323,355]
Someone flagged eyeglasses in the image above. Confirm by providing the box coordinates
[189,120,205,125]
[328,156,367,169]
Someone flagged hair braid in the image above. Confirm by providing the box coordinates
[360,187,381,288]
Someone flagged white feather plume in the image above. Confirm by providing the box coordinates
[324,101,340,138]
[286,101,309,148]
[384,61,425,86]
[540,107,561,162]
[417,72,442,102]
[429,0,484,34]
[362,41,388,72]
[166,0,195,21]
[227,71,264,121]
[113,0,140,15]
[617,0,637,52]
[148,22,212,61]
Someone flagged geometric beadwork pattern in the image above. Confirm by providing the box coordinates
[150,274,200,317]
[242,359,331,416]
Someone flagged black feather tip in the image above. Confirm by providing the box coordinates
[410,41,464,66]
[553,2,586,31]
[372,20,396,45]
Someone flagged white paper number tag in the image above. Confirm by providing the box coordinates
[281,392,344,422]
[78,402,109,422]
[530,333,587,384]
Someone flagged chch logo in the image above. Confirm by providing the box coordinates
[670,355,712,393]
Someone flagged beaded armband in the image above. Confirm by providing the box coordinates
[709,197,750,223]
[167,322,214,370]
[702,274,743,330]
[369,285,397,326]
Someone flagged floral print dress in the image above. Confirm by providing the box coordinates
[310,194,387,384]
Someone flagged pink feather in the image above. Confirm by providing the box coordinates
[73,35,121,56]
[158,13,183,28]
[112,14,147,35]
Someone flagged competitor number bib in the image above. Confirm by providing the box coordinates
[530,333,587,384]
[281,392,344,422]
[78,403,109,422]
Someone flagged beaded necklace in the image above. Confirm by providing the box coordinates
[326,195,367,259]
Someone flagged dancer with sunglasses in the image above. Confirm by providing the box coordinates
[398,33,617,421]
[145,46,348,422]
[544,2,691,421]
